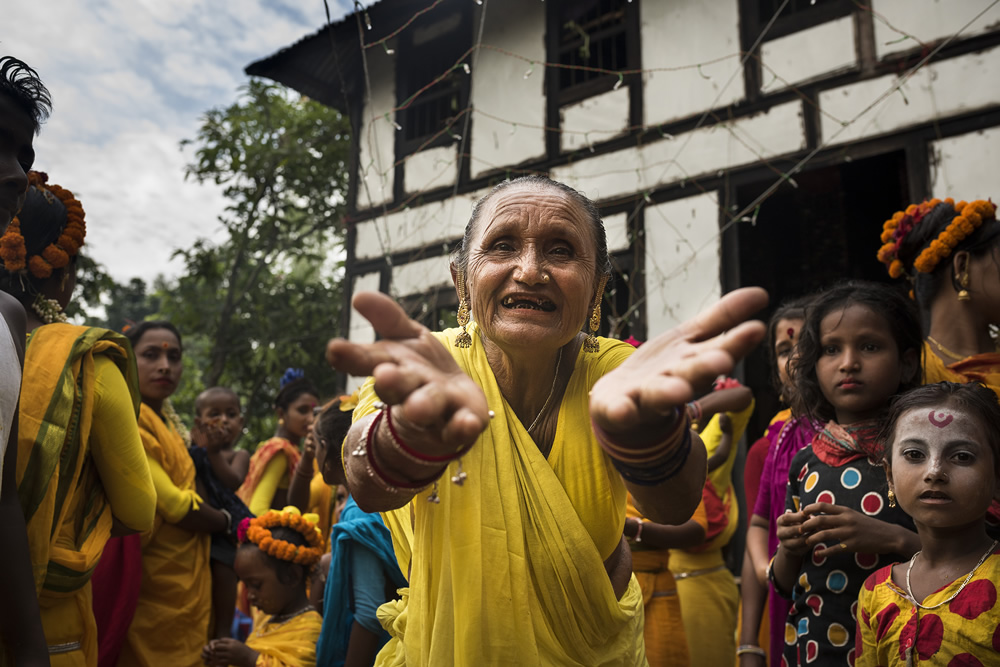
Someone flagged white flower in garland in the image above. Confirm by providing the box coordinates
[31,293,67,324]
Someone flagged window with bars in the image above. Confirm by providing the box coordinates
[397,8,471,157]
[552,0,637,106]
[749,0,854,41]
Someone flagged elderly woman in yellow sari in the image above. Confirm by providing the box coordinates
[0,171,157,666]
[326,175,768,665]
[115,321,232,667]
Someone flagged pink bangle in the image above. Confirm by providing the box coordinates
[592,409,687,463]
[350,410,439,492]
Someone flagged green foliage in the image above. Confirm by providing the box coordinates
[155,79,352,442]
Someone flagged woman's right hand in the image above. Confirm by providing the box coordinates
[326,291,491,457]
[775,510,811,557]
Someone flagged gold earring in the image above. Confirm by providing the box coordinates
[455,271,472,348]
[278,418,285,426]
[583,275,608,353]
[60,270,69,291]
[888,489,897,508]
[958,272,970,302]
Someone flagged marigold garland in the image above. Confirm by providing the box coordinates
[0,171,87,280]
[877,198,998,277]
[242,506,324,567]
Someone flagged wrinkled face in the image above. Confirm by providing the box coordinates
[134,328,183,403]
[196,391,244,444]
[887,405,999,531]
[0,94,34,233]
[774,317,803,397]
[815,304,910,424]
[279,393,318,441]
[464,185,599,353]
[235,546,296,616]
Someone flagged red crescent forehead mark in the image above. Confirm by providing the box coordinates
[787,327,795,338]
[928,410,954,428]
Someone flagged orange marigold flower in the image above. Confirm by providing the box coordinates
[889,260,904,278]
[42,244,70,269]
[29,255,52,279]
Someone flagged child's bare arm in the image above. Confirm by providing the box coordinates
[226,449,250,485]
[197,418,246,491]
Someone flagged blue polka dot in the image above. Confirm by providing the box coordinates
[797,617,810,637]
[827,570,848,593]
[840,467,862,489]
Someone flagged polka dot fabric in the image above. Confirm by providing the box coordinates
[856,549,1000,665]
[781,446,915,666]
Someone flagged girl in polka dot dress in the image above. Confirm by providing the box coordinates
[857,382,1000,666]
[769,282,922,666]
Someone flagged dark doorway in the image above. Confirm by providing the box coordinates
[730,150,911,441]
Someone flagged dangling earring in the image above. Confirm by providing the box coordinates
[958,272,970,302]
[455,271,472,349]
[583,275,608,353]
[60,269,69,291]
[278,418,285,426]
[888,489,897,508]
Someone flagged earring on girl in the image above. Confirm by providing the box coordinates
[583,275,609,353]
[958,272,971,302]
[455,271,472,349]
[888,489,897,508]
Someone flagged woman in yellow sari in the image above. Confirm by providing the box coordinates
[326,176,768,665]
[116,321,232,667]
[0,171,156,666]
[876,197,1000,533]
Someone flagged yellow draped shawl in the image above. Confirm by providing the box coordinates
[922,341,1000,397]
[364,326,647,666]
[118,404,212,667]
[246,610,323,667]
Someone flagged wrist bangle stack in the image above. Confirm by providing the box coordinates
[349,410,440,497]
[686,400,702,424]
[593,409,694,486]
[634,520,644,543]
[736,645,766,658]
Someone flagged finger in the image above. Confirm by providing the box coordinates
[813,542,849,558]
[399,381,451,428]
[326,339,404,376]
[440,406,489,449]
[372,361,430,405]
[693,320,768,368]
[353,291,428,340]
[676,287,769,343]
[802,502,838,516]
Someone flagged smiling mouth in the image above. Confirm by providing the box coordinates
[502,296,556,312]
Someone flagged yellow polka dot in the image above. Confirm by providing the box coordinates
[798,572,811,592]
[785,623,797,645]
[804,471,820,493]
[827,622,849,647]
[793,495,801,511]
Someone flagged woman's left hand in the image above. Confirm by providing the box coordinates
[590,287,767,439]
[800,502,908,558]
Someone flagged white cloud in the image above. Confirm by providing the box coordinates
[2,0,352,283]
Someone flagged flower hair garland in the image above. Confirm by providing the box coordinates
[242,506,324,567]
[878,198,997,277]
[0,171,87,279]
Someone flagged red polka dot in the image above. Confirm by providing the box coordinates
[993,623,1000,651]
[950,579,997,620]
[861,492,884,516]
[816,490,835,504]
[811,544,827,567]
[798,463,809,481]
[898,615,917,662]
[805,640,818,663]
[948,655,985,667]
[847,647,856,666]
[851,600,858,621]
[915,613,943,660]
[876,603,900,641]
[856,552,879,570]
[805,594,823,616]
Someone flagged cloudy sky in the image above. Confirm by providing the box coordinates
[4,0,352,284]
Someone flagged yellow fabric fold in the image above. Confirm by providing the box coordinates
[118,403,211,667]
[360,325,646,665]
[246,610,323,667]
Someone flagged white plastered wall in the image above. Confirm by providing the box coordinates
[357,44,397,210]
[930,125,1000,200]
[819,44,1000,145]
[403,145,458,194]
[644,193,722,335]
[874,0,1000,59]
[391,254,454,299]
[345,271,382,392]
[642,0,743,126]
[760,16,856,93]
[561,88,631,152]
[469,0,546,178]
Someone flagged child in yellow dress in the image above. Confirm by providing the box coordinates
[857,382,1000,666]
[202,507,323,667]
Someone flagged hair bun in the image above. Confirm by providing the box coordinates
[280,367,306,389]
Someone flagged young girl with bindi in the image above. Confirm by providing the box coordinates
[202,508,323,667]
[856,382,1000,666]
[770,282,922,666]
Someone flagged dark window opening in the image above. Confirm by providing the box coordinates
[746,0,854,42]
[397,9,471,157]
[728,150,910,440]
[551,0,637,106]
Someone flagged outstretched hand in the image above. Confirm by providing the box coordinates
[590,287,767,436]
[326,291,491,456]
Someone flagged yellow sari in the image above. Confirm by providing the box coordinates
[12,324,153,667]
[246,610,323,667]
[118,404,212,667]
[365,326,646,666]
[922,341,1000,396]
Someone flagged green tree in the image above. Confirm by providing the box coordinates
[162,79,351,441]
